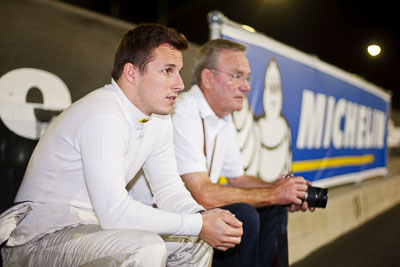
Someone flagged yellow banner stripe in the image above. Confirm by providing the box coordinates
[291,154,374,172]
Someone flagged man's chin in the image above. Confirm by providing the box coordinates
[153,107,173,116]
[234,103,244,112]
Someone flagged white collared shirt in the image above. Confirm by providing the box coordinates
[11,80,203,245]
[172,85,244,183]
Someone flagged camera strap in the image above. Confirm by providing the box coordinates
[201,118,218,177]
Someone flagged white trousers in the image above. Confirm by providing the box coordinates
[2,224,212,267]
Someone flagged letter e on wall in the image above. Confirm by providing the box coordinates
[0,68,71,140]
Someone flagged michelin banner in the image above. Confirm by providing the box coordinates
[209,12,390,187]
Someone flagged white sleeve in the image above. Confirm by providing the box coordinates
[78,115,202,236]
[172,99,208,175]
[143,117,204,216]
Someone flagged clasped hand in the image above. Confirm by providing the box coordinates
[199,208,243,251]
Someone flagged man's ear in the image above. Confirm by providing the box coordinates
[200,68,213,90]
[123,63,137,84]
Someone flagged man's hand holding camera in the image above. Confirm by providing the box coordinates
[271,173,327,212]
[270,175,308,206]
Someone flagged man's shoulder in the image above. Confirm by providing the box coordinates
[178,89,199,105]
[77,87,121,114]
[79,86,116,105]
[61,86,125,128]
[174,88,201,115]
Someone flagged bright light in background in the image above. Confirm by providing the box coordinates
[242,25,255,32]
[367,44,381,56]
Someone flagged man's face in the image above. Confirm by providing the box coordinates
[134,43,184,116]
[210,49,251,117]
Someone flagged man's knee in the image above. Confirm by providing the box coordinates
[124,230,167,264]
[257,205,287,230]
[164,236,212,266]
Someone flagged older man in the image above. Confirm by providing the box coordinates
[172,39,313,267]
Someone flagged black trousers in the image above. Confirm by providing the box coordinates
[212,203,288,267]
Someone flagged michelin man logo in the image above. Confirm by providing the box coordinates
[232,59,292,182]
[232,91,260,176]
[0,68,71,140]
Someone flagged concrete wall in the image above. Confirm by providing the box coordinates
[288,156,400,264]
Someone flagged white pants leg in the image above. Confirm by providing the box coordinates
[3,224,165,266]
[163,235,212,267]
[2,224,211,267]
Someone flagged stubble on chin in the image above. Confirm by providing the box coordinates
[153,105,173,116]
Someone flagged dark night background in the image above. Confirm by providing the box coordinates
[58,0,400,110]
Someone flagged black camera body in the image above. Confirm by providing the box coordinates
[304,186,328,208]
[285,173,328,208]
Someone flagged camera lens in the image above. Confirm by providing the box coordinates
[305,186,328,208]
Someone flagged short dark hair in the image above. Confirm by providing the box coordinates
[192,39,246,85]
[111,23,188,80]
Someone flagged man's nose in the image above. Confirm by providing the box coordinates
[173,73,185,92]
[239,78,251,92]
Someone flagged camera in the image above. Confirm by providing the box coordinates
[304,186,328,208]
[285,173,328,208]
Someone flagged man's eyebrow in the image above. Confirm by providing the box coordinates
[232,68,251,75]
[163,63,177,68]
[164,63,183,72]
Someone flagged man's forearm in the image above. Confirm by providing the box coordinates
[227,174,272,189]
[182,172,308,209]
[191,181,275,209]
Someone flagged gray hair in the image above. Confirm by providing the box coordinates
[192,39,246,86]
